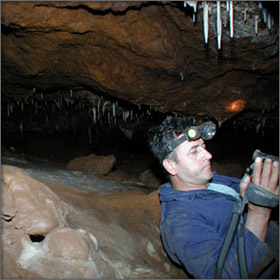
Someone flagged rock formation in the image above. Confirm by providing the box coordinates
[2,164,186,278]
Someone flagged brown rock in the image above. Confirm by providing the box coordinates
[1,164,185,278]
[139,168,162,189]
[45,227,89,261]
[104,169,130,181]
[2,165,67,235]
[66,153,116,175]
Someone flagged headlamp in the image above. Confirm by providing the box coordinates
[187,121,217,141]
[163,121,216,158]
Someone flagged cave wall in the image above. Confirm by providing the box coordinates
[1,1,279,123]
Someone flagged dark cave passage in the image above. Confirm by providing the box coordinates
[2,90,279,183]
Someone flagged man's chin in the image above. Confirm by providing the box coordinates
[205,167,213,180]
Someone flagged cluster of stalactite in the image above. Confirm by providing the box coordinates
[184,1,276,49]
[2,89,277,146]
[2,89,158,144]
[224,107,279,138]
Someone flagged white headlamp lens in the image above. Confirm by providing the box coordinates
[187,128,197,139]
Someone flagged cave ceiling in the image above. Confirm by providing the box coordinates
[1,1,279,124]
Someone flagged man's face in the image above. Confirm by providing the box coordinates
[169,137,213,188]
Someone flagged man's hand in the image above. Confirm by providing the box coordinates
[240,157,279,242]
[250,157,279,214]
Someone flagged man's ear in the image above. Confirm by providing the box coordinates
[163,158,177,176]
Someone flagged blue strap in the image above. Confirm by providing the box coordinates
[208,183,241,201]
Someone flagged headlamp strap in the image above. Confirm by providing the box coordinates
[165,134,189,155]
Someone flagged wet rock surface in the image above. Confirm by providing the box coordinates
[1,161,185,279]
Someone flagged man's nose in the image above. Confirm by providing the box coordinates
[203,148,212,160]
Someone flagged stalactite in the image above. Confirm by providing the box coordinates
[254,15,259,35]
[112,102,116,117]
[208,6,212,16]
[19,121,23,135]
[262,8,267,23]
[93,107,96,125]
[203,1,209,45]
[102,101,109,115]
[179,72,184,80]
[267,13,271,29]
[216,1,222,50]
[229,1,234,38]
[123,111,129,122]
[97,99,101,120]
[55,99,59,109]
[243,8,247,23]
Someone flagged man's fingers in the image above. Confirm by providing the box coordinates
[269,161,279,192]
[240,174,250,197]
[252,157,263,185]
[252,157,279,194]
[260,158,272,188]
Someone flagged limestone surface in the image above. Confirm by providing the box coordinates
[1,164,185,279]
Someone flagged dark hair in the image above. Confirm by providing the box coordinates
[148,115,198,163]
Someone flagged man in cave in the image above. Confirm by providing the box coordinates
[148,115,279,279]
